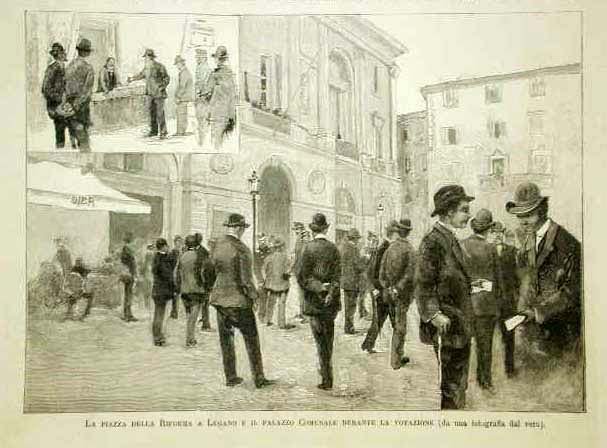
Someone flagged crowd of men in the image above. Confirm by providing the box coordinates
[45,180,582,407]
[41,38,236,151]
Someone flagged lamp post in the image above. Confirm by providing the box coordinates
[377,198,385,239]
[248,170,260,256]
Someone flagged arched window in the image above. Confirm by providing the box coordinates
[329,51,354,143]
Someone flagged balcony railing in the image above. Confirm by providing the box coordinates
[250,107,291,135]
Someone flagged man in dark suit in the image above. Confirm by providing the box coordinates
[338,228,364,334]
[64,38,95,152]
[379,219,416,370]
[291,222,307,323]
[492,221,518,378]
[41,42,73,149]
[506,182,582,366]
[297,213,341,390]
[128,49,171,139]
[194,232,213,331]
[169,235,184,319]
[361,227,395,354]
[209,214,275,388]
[461,209,499,392]
[152,238,176,346]
[415,185,475,410]
[120,232,138,322]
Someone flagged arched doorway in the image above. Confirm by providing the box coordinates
[259,165,292,249]
[335,187,356,245]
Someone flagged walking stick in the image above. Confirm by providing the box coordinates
[437,333,443,393]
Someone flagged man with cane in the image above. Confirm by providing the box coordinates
[415,185,474,410]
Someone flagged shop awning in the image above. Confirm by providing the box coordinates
[27,161,151,214]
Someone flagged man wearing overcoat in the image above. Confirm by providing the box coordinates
[338,228,364,334]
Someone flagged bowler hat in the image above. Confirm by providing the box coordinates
[346,228,362,240]
[185,235,197,249]
[506,182,548,216]
[49,42,65,56]
[431,184,475,217]
[396,218,412,231]
[470,209,495,233]
[212,45,228,60]
[309,213,330,232]
[76,38,92,52]
[142,48,156,59]
[223,213,250,228]
[174,55,186,65]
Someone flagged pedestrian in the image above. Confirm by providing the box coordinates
[263,237,295,330]
[119,232,138,322]
[338,228,364,334]
[71,257,94,320]
[461,209,500,393]
[64,37,95,152]
[194,48,212,146]
[253,233,272,322]
[41,42,74,149]
[139,243,155,310]
[169,235,184,319]
[361,228,395,354]
[505,182,581,367]
[207,45,236,149]
[127,48,170,140]
[415,184,475,410]
[194,232,214,332]
[209,213,275,388]
[491,222,518,378]
[53,236,73,277]
[290,222,307,322]
[151,238,176,346]
[297,213,341,390]
[379,219,416,370]
[173,55,194,136]
[97,57,121,94]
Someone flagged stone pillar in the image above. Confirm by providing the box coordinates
[317,25,330,134]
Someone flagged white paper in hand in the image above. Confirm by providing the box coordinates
[471,279,493,294]
[505,314,527,332]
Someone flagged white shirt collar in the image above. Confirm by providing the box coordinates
[535,219,552,249]
[437,220,457,236]
[314,233,328,240]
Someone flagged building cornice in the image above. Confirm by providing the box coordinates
[420,63,581,98]
[398,111,427,124]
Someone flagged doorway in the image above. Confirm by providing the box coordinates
[258,165,292,249]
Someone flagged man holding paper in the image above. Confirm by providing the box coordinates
[461,209,500,393]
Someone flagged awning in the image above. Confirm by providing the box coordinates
[27,161,151,214]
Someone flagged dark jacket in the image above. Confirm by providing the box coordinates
[495,242,519,318]
[131,60,170,99]
[42,60,65,115]
[263,250,290,292]
[379,237,416,304]
[415,223,473,349]
[518,221,582,355]
[54,247,73,275]
[71,264,90,278]
[367,239,390,291]
[209,234,257,308]
[152,251,176,298]
[338,240,363,291]
[461,234,499,317]
[207,64,236,122]
[120,244,137,277]
[97,66,121,93]
[297,236,341,317]
[194,245,214,288]
[65,57,95,115]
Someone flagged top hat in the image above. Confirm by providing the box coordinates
[212,45,228,60]
[470,209,495,233]
[223,213,250,228]
[346,228,362,240]
[309,213,330,233]
[195,48,208,57]
[174,55,186,65]
[142,48,156,59]
[49,42,65,56]
[75,38,92,53]
[506,182,548,216]
[431,184,475,217]
[185,235,197,249]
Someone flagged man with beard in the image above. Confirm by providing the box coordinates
[297,213,341,390]
[415,185,474,409]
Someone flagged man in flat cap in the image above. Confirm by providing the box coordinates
[209,213,275,388]
[297,213,341,390]
[461,209,500,393]
[506,182,582,369]
[173,55,194,136]
[338,228,364,334]
[64,37,95,151]
[206,45,236,149]
[415,184,474,409]
[379,219,416,370]
[128,49,170,140]
[194,48,213,145]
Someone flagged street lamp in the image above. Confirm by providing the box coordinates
[377,198,385,239]
[248,169,260,256]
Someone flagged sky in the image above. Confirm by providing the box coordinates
[366,13,581,114]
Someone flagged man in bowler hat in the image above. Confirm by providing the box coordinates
[379,219,416,369]
[65,37,95,151]
[338,228,365,334]
[297,213,341,390]
[506,182,581,367]
[209,213,275,388]
[128,49,170,139]
[151,238,176,346]
[461,209,500,392]
[206,45,236,149]
[415,184,474,409]
[173,55,194,136]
